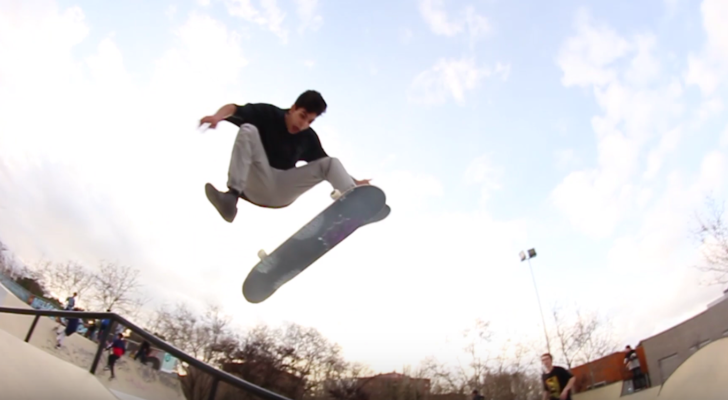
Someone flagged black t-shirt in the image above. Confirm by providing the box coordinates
[224,103,328,170]
[542,366,573,400]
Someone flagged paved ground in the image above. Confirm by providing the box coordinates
[0,327,120,400]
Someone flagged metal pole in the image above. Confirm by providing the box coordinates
[527,257,551,354]
[25,315,40,342]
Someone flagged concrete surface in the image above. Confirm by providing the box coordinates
[0,327,119,400]
[573,337,728,400]
[0,282,185,400]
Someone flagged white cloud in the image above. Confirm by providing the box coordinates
[418,0,463,37]
[684,0,728,95]
[624,33,661,87]
[418,0,490,46]
[408,57,499,105]
[550,4,728,350]
[224,0,288,43]
[293,0,322,33]
[552,10,687,238]
[464,154,502,205]
[643,126,682,180]
[556,8,631,88]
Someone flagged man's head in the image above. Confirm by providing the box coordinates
[285,90,327,134]
[541,353,554,370]
[625,345,632,351]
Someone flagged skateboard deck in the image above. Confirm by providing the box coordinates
[242,185,389,303]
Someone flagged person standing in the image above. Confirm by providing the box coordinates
[55,308,80,348]
[624,345,646,390]
[541,353,575,400]
[65,292,77,310]
[105,333,126,379]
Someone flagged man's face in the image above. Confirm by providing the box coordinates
[286,105,317,134]
[541,355,553,369]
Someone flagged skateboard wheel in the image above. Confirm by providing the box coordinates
[257,249,268,260]
[330,189,342,200]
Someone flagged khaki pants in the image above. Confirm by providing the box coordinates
[227,124,357,207]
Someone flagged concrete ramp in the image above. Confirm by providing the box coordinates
[0,282,185,400]
[659,337,728,400]
[573,338,728,400]
[0,327,119,400]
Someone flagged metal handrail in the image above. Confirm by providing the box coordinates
[0,306,292,400]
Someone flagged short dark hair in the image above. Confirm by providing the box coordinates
[294,90,327,115]
[541,353,553,360]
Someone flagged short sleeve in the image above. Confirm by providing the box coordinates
[301,131,328,162]
[225,103,260,127]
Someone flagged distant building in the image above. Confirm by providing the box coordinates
[570,346,648,394]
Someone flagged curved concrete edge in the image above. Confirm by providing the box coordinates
[658,336,728,400]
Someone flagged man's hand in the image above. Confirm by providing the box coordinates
[354,178,372,186]
[199,104,237,130]
[199,115,223,129]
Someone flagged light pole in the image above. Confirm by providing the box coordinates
[519,248,551,354]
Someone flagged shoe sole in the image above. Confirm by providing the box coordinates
[205,183,237,223]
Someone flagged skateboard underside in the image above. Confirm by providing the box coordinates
[242,185,387,303]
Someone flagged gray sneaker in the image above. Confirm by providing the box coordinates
[205,183,238,223]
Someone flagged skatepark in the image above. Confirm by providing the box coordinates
[0,273,726,400]
[0,279,291,400]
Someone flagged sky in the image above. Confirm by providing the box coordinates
[1,0,728,374]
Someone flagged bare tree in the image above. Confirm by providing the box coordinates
[550,304,620,379]
[89,261,145,314]
[36,260,94,300]
[693,196,728,285]
[551,305,579,369]
[0,239,9,276]
[411,320,496,397]
[149,301,212,361]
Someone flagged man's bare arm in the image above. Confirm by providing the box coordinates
[563,377,576,395]
[212,104,237,120]
[200,104,238,129]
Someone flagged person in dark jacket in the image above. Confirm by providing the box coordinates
[55,308,81,348]
[104,333,126,379]
[134,340,151,365]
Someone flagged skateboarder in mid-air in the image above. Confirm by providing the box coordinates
[199,90,376,222]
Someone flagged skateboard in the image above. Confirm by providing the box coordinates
[242,185,389,303]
